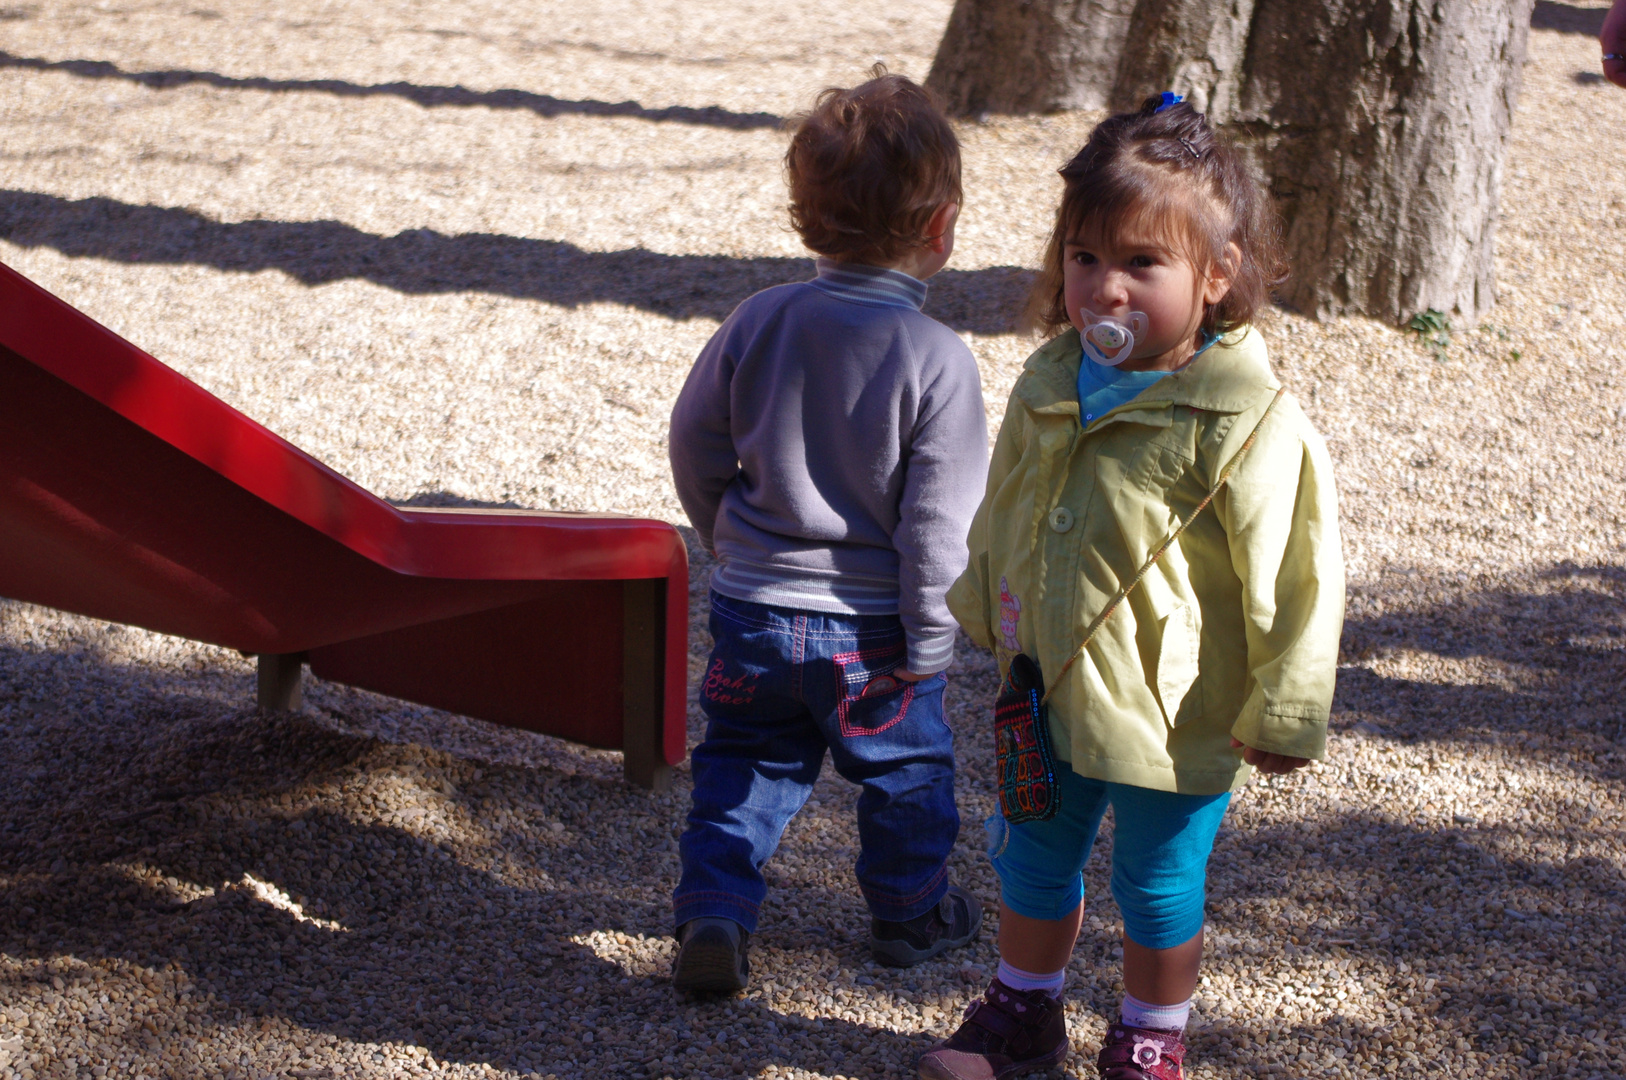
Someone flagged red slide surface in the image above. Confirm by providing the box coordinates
[0,262,688,787]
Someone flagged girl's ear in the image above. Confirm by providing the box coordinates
[1203,242,1242,306]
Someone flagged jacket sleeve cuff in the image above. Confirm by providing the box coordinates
[1231,700,1329,761]
[906,630,956,675]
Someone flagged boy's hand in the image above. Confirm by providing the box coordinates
[1230,737,1310,775]
[892,668,932,682]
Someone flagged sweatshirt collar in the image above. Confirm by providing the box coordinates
[810,257,928,311]
[1017,325,1279,417]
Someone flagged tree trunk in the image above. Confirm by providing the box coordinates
[925,0,1138,113]
[928,0,1535,324]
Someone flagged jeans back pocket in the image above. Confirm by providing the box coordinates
[832,642,914,737]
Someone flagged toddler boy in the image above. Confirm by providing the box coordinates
[667,69,989,993]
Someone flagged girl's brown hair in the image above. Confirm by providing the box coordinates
[1027,95,1287,338]
[785,66,962,266]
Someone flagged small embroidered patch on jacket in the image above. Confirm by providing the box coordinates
[999,576,1022,652]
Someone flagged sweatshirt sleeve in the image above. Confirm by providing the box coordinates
[895,340,989,674]
[1216,395,1345,761]
[668,320,741,555]
[946,387,1026,654]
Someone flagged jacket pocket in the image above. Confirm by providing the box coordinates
[833,643,915,737]
[1155,602,1202,727]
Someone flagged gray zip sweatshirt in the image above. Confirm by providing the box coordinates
[669,258,988,673]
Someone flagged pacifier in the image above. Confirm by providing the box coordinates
[1078,309,1149,366]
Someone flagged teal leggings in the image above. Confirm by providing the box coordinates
[985,771,1231,950]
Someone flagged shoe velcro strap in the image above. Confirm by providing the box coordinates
[966,997,1039,1040]
[1098,1025,1186,1078]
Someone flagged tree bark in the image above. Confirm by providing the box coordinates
[928,0,1535,324]
[925,0,1137,113]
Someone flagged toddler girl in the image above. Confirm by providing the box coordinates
[918,95,1344,1080]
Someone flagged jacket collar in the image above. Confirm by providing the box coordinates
[1015,326,1279,418]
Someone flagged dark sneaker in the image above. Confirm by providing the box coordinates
[870,883,983,967]
[1096,1020,1187,1080]
[672,917,750,994]
[917,978,1067,1080]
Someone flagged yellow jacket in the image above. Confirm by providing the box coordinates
[948,326,1344,794]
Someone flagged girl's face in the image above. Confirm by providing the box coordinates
[1063,221,1234,372]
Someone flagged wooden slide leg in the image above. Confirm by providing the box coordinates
[257,653,305,712]
[622,579,671,792]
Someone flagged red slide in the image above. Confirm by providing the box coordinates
[0,262,688,788]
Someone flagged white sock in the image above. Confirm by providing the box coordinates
[1120,992,1191,1032]
[995,959,1065,999]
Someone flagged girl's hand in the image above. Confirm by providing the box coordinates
[892,667,932,682]
[1230,737,1310,775]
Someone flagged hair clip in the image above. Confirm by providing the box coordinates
[1178,136,1203,160]
[1154,92,1184,112]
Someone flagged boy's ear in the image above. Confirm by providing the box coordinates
[1203,241,1242,305]
[924,201,959,253]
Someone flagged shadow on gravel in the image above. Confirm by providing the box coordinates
[0,648,936,1076]
[0,189,1035,334]
[8,559,1621,1075]
[0,50,784,131]
[1335,564,1626,748]
[1197,807,1626,1072]
[1210,809,1625,963]
[1532,1,1608,35]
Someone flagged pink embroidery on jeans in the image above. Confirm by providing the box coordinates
[702,658,757,705]
[999,577,1022,652]
[832,645,913,737]
[857,673,901,698]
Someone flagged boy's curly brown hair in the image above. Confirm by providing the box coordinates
[785,66,962,266]
[1027,95,1287,338]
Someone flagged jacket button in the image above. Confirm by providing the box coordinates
[1048,507,1074,533]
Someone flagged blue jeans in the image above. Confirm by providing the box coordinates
[986,771,1231,950]
[673,592,960,931]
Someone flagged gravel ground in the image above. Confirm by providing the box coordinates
[1,2,1624,1078]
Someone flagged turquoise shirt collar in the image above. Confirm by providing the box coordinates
[1076,332,1221,425]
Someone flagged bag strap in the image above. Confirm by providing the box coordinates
[1040,386,1288,705]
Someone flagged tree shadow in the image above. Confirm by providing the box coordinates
[1532,1,1608,35]
[13,561,1618,1073]
[0,189,1035,334]
[1334,564,1626,749]
[0,638,943,1076]
[1193,808,1625,1073]
[0,49,783,131]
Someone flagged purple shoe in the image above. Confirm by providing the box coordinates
[917,978,1067,1080]
[1096,1020,1187,1080]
